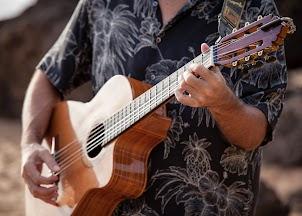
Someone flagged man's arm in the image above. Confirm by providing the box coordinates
[21,70,61,205]
[175,43,267,151]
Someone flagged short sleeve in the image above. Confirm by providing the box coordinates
[233,0,287,145]
[36,0,92,95]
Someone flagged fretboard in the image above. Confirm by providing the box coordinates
[101,48,214,145]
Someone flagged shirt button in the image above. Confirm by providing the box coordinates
[155,37,162,44]
[153,1,158,7]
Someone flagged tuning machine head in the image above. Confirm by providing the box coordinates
[264,55,277,63]
[251,60,264,69]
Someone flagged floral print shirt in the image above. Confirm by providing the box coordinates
[37,0,287,215]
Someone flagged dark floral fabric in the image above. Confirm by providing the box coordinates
[37,0,287,215]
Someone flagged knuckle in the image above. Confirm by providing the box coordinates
[39,149,49,156]
[203,88,212,97]
[32,177,40,185]
[197,96,205,105]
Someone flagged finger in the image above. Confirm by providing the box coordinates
[39,150,60,173]
[23,161,58,185]
[175,88,199,107]
[40,197,59,207]
[27,180,58,198]
[182,69,206,88]
[201,43,210,54]
[190,63,213,81]
[37,190,59,207]
[211,66,221,74]
[179,80,200,99]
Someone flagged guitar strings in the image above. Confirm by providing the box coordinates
[52,39,236,161]
[53,40,241,172]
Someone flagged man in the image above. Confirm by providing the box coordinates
[21,0,287,215]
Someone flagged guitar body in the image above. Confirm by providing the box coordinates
[25,75,171,216]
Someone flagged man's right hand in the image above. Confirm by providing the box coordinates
[22,143,60,206]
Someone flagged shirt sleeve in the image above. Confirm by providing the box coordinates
[233,0,288,145]
[36,0,92,95]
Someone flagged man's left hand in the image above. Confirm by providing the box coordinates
[175,43,237,110]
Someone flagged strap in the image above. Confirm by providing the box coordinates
[218,0,247,37]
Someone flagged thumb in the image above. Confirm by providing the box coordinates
[201,43,210,54]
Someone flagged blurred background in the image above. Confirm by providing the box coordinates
[0,0,301,215]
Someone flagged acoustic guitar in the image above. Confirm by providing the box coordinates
[25,15,295,216]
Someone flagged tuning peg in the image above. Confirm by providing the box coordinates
[241,64,251,71]
[264,55,277,63]
[257,15,263,21]
[251,53,259,60]
[244,56,250,62]
[257,50,263,56]
[232,61,238,67]
[245,22,250,27]
[232,28,237,33]
[252,61,264,68]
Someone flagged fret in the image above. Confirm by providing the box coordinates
[134,99,139,121]
[117,110,120,129]
[150,86,156,102]
[129,102,133,125]
[155,83,159,96]
[138,96,143,118]
[121,108,125,130]
[145,90,150,103]
[148,89,152,110]
[126,104,130,128]
[162,78,168,97]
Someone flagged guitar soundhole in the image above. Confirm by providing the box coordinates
[86,123,105,158]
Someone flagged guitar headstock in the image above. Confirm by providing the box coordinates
[214,14,296,69]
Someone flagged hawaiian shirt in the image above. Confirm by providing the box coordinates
[37,0,287,215]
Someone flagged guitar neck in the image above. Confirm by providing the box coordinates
[101,48,215,145]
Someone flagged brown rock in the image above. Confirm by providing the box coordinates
[255,181,290,216]
[263,70,302,167]
[275,0,302,69]
[0,0,79,118]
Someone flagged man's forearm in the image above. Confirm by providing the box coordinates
[209,95,267,151]
[21,70,61,147]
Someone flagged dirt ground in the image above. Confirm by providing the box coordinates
[0,118,23,216]
[0,118,301,216]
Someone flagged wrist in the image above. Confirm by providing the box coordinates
[209,91,244,116]
[21,131,41,149]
